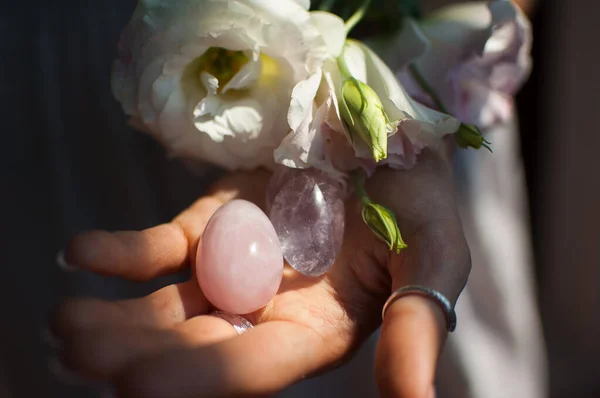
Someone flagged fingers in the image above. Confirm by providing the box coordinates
[391,222,471,304]
[367,151,458,242]
[369,148,471,301]
[115,321,335,398]
[63,196,223,280]
[62,170,271,280]
[60,326,184,380]
[52,280,207,336]
[60,315,240,380]
[63,225,188,281]
[368,149,471,397]
[375,296,444,398]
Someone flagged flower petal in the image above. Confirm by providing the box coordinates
[350,41,460,141]
[310,11,347,57]
[222,54,261,93]
[288,71,322,133]
[339,40,368,83]
[389,0,532,128]
[292,0,310,10]
[194,96,263,143]
[112,0,334,171]
[371,18,430,70]
[275,69,352,178]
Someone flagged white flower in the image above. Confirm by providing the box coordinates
[275,39,460,174]
[386,0,532,128]
[112,0,340,170]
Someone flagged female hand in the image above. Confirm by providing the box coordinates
[51,146,470,398]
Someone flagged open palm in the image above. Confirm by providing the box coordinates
[52,148,470,398]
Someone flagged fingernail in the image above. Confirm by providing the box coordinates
[48,357,84,385]
[56,250,77,272]
[41,327,62,350]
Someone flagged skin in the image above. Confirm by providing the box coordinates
[50,144,471,398]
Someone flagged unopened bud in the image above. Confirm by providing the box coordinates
[361,202,407,253]
[455,123,492,151]
[340,77,390,162]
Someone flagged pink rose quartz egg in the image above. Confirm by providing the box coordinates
[196,199,283,314]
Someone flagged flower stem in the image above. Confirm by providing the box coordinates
[408,63,449,114]
[409,63,493,152]
[345,0,373,34]
[351,170,373,206]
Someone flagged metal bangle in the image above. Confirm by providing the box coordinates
[382,285,457,332]
[208,311,254,335]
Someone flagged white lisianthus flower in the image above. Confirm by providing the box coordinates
[385,0,532,129]
[275,39,460,174]
[112,0,344,170]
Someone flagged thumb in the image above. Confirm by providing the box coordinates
[375,294,444,398]
[374,221,470,398]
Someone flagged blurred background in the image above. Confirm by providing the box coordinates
[517,1,600,396]
[1,0,598,397]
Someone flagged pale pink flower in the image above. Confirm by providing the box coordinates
[386,0,532,128]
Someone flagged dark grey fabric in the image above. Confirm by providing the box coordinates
[535,1,600,397]
[2,2,223,396]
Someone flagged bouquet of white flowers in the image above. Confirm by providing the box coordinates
[112,0,531,314]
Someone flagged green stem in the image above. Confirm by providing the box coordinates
[351,170,372,206]
[410,63,493,152]
[345,0,372,34]
[408,63,449,114]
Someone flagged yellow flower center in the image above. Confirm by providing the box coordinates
[200,47,248,91]
[197,47,249,92]
[257,53,280,87]
[182,48,284,99]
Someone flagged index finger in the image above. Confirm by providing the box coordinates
[62,170,270,281]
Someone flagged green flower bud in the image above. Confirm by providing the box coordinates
[455,123,492,152]
[339,77,389,162]
[361,202,407,254]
